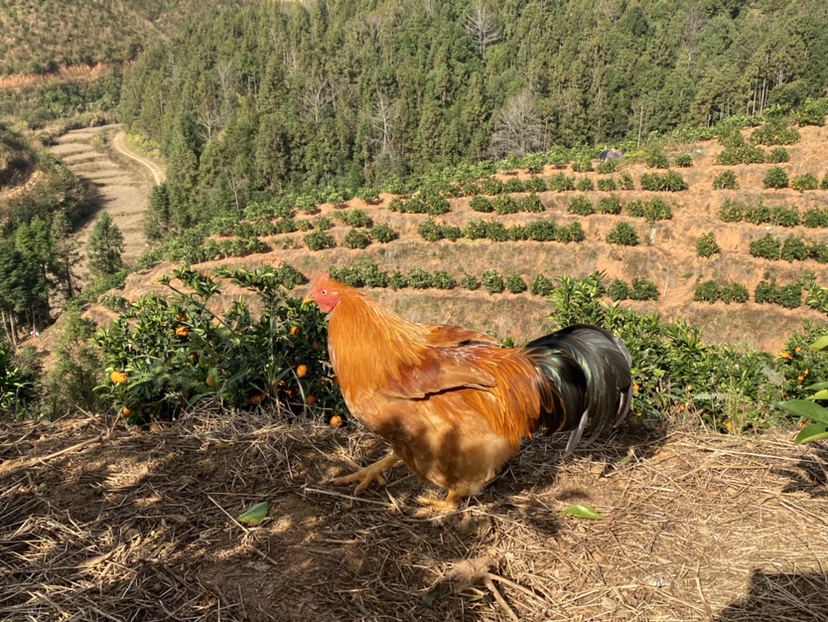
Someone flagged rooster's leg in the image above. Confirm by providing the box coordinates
[415,489,463,516]
[329,452,401,494]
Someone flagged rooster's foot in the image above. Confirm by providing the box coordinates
[329,452,400,494]
[415,490,463,517]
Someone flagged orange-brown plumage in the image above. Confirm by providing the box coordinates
[306,273,632,511]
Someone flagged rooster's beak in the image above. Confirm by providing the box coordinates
[302,296,314,306]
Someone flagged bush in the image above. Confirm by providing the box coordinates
[480,177,505,195]
[749,234,781,260]
[780,236,809,262]
[481,269,504,294]
[524,175,547,192]
[470,196,494,212]
[571,159,593,172]
[568,195,594,216]
[606,222,639,246]
[694,280,721,303]
[493,195,519,215]
[619,173,635,190]
[505,274,527,294]
[751,123,800,146]
[629,278,659,301]
[548,173,575,192]
[716,143,765,165]
[803,209,828,228]
[640,170,688,192]
[597,177,617,191]
[763,167,789,189]
[504,177,525,193]
[626,198,673,223]
[460,273,480,290]
[388,271,408,290]
[791,173,819,192]
[524,220,557,241]
[767,148,790,163]
[607,279,632,301]
[341,209,372,227]
[529,274,555,297]
[370,224,398,243]
[304,231,336,251]
[576,177,594,191]
[557,222,584,243]
[596,194,622,215]
[343,229,371,249]
[719,200,743,222]
[673,153,693,168]
[743,202,771,225]
[712,170,739,190]
[432,271,457,290]
[518,193,544,213]
[771,207,800,228]
[754,278,802,309]
[696,233,720,257]
[596,159,620,174]
[721,283,749,304]
[644,149,669,169]
[822,174,828,190]
[407,268,433,289]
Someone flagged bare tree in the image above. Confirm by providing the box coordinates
[465,0,501,60]
[370,93,397,159]
[489,90,545,160]
[215,59,238,112]
[300,78,335,124]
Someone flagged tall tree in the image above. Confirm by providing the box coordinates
[87,212,124,278]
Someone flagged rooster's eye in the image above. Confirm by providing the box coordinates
[321,289,327,295]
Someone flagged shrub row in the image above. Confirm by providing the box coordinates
[639,170,688,192]
[749,234,828,263]
[719,200,802,227]
[419,218,583,243]
[693,281,750,304]
[607,278,659,301]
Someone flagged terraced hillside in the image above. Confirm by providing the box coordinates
[113,123,828,355]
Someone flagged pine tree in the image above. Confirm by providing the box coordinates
[87,212,124,278]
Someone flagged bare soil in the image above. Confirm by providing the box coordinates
[49,124,161,272]
[1,412,826,621]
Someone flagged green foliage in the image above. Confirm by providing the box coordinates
[607,279,631,301]
[370,225,397,244]
[571,159,593,173]
[693,280,721,303]
[94,267,340,425]
[547,173,575,192]
[644,149,669,169]
[87,212,124,278]
[639,170,688,192]
[596,160,620,174]
[754,277,802,309]
[343,229,371,249]
[673,153,693,168]
[460,274,480,290]
[418,219,460,242]
[596,195,622,215]
[619,173,635,190]
[696,233,721,258]
[712,170,739,190]
[493,195,519,215]
[341,209,373,228]
[0,339,37,419]
[303,231,336,251]
[778,337,828,444]
[524,176,547,193]
[763,167,790,189]
[767,148,790,163]
[529,274,555,297]
[406,269,433,289]
[431,271,457,290]
[716,138,766,165]
[771,207,800,227]
[606,222,639,246]
[481,270,505,294]
[567,195,594,216]
[575,177,595,191]
[505,274,527,294]
[751,123,800,146]
[597,177,617,191]
[790,173,819,192]
[749,235,781,260]
[695,281,748,304]
[470,196,494,213]
[518,193,544,213]
[625,198,673,223]
[804,209,828,228]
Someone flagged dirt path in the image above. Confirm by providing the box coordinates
[49,124,163,269]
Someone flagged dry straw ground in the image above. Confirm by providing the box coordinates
[2,411,827,621]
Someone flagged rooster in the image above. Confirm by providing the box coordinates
[304,274,632,513]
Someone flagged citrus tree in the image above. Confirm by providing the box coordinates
[778,336,828,444]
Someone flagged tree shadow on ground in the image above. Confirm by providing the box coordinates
[716,569,828,622]
[776,441,828,498]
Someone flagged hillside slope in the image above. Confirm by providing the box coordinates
[108,124,828,354]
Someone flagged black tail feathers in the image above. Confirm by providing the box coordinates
[524,324,632,455]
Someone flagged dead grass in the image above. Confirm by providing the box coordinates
[2,411,827,621]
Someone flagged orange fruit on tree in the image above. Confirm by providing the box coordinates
[110,371,128,384]
[289,325,300,336]
[330,415,343,428]
[305,395,317,405]
[121,406,132,416]
[206,375,216,388]
[175,326,189,339]
[297,364,308,378]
